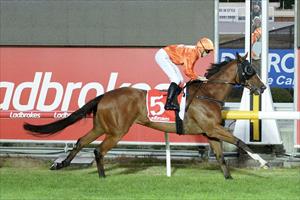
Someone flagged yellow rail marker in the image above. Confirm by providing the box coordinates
[221,110,259,120]
[252,95,260,141]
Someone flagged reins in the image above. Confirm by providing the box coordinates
[204,79,247,87]
[204,60,254,88]
[195,95,225,107]
[184,81,203,112]
[184,80,229,112]
[184,59,254,112]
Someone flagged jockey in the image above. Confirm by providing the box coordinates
[251,16,262,60]
[155,37,214,111]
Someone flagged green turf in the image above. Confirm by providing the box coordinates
[0,158,299,200]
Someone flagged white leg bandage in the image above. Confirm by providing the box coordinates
[246,151,268,168]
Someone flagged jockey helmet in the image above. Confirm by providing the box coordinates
[196,37,214,56]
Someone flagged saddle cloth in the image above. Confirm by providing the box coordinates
[146,88,186,123]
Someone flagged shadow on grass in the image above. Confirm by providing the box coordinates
[88,157,165,176]
[230,168,270,179]
[1,156,271,180]
[109,158,269,179]
[66,161,270,180]
[87,157,224,177]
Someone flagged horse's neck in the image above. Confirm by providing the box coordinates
[201,64,237,101]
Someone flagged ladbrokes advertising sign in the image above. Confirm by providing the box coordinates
[0,47,212,144]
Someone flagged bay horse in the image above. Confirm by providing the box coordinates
[24,53,268,179]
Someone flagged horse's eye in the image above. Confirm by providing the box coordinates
[245,66,253,75]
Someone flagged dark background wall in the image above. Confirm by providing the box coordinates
[0,0,215,46]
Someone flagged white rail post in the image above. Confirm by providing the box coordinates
[164,132,171,177]
[294,0,299,149]
[214,0,219,63]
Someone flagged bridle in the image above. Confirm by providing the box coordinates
[206,59,257,89]
[184,59,257,111]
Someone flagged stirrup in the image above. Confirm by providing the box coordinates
[165,102,179,111]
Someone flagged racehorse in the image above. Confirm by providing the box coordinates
[24,53,269,179]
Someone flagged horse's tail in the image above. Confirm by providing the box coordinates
[23,95,103,135]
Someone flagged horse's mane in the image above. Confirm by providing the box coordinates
[205,58,234,79]
[185,57,235,87]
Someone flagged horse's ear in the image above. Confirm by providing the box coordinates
[236,52,243,62]
[243,52,248,60]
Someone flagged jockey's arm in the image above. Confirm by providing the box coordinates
[251,28,261,44]
[251,33,257,44]
[183,59,198,80]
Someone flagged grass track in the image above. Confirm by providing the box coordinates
[0,157,299,200]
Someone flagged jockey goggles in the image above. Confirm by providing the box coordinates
[199,40,213,54]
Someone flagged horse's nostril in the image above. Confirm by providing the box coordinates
[261,85,267,90]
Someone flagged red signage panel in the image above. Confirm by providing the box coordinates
[0,47,213,144]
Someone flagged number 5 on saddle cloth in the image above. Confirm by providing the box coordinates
[146,88,187,134]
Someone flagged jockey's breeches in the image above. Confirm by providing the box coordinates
[155,48,184,84]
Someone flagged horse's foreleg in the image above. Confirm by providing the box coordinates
[207,125,269,168]
[94,134,122,178]
[236,139,269,168]
[208,138,232,179]
[50,128,103,170]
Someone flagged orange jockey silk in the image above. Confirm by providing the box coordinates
[252,27,262,44]
[164,45,200,80]
[251,27,262,58]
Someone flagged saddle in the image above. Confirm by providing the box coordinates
[146,88,187,135]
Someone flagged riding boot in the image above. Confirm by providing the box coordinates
[165,82,181,111]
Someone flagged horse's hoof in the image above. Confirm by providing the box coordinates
[50,162,63,170]
[99,175,106,179]
[98,170,106,178]
[265,163,271,169]
[261,162,270,169]
[50,163,58,170]
[225,175,233,180]
[99,173,106,178]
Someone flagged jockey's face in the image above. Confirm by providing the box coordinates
[200,48,213,57]
[197,38,214,57]
[198,42,213,57]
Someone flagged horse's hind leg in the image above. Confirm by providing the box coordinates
[94,134,122,178]
[208,138,232,179]
[50,128,104,170]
